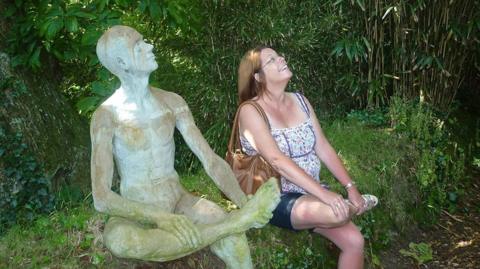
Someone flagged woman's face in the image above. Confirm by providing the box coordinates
[259,48,292,85]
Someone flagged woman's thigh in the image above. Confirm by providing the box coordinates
[290,194,351,230]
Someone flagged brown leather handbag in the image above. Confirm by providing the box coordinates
[225,101,281,195]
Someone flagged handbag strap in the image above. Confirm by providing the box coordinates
[228,100,271,153]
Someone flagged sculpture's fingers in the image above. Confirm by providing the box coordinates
[177,221,195,248]
[172,225,189,247]
[179,217,201,248]
[190,224,202,246]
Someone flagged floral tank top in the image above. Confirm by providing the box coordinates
[240,93,327,194]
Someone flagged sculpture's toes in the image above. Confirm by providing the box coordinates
[253,177,281,211]
[251,212,274,229]
[248,178,280,228]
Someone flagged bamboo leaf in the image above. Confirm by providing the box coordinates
[333,0,344,6]
[382,6,395,20]
[346,43,353,61]
[362,37,371,52]
[355,0,366,11]
[434,57,445,71]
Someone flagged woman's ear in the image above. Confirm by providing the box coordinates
[254,72,261,82]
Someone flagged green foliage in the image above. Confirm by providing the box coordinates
[3,0,197,115]
[347,108,388,127]
[334,0,480,109]
[150,0,357,171]
[321,117,417,250]
[399,242,433,265]
[0,126,55,235]
[0,117,423,267]
[389,97,466,223]
[0,77,55,234]
[0,205,107,268]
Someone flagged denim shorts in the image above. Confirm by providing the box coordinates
[269,192,304,231]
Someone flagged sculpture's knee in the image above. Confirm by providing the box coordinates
[104,221,143,258]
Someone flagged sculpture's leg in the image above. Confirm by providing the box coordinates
[175,193,253,269]
[210,233,253,269]
[103,179,279,264]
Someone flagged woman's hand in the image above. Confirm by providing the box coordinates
[347,187,365,215]
[321,190,350,220]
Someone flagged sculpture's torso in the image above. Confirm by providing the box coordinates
[103,88,185,210]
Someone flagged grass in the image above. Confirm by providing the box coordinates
[0,117,420,268]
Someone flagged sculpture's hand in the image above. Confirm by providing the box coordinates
[156,215,202,248]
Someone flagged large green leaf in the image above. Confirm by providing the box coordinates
[91,81,114,97]
[81,28,102,46]
[65,16,79,33]
[45,19,64,40]
[76,96,101,114]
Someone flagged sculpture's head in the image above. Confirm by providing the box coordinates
[96,25,158,78]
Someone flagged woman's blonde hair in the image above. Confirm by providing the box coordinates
[237,46,268,104]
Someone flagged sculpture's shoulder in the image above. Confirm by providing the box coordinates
[150,87,190,115]
[91,101,116,132]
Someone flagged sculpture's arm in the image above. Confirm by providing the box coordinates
[90,107,201,247]
[173,98,248,208]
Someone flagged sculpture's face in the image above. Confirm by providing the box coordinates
[118,29,158,74]
[129,35,158,74]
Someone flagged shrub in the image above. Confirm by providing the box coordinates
[0,126,55,234]
[388,97,466,223]
[321,116,418,250]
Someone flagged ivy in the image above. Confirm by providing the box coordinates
[0,77,55,235]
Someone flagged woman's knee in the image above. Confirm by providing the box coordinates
[312,207,349,228]
[345,230,365,252]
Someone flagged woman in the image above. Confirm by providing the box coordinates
[236,47,377,269]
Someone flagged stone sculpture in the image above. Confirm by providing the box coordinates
[90,25,280,268]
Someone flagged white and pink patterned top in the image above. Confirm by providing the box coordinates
[240,93,328,194]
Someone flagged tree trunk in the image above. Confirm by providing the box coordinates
[0,52,90,193]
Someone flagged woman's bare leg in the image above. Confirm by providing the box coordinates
[313,222,364,269]
[290,195,364,269]
[290,194,357,229]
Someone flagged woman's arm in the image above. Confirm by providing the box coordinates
[302,98,366,214]
[239,103,350,218]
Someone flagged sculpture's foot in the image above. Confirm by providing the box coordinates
[231,178,280,231]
